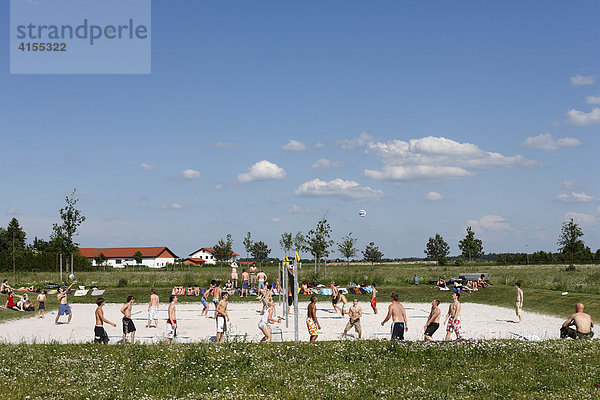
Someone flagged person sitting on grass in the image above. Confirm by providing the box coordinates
[300,281,313,295]
[17,293,34,311]
[1,279,13,294]
[560,303,594,340]
[224,280,234,296]
[4,291,23,311]
[436,277,447,289]
[477,274,490,288]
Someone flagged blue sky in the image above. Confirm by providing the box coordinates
[1,0,599,258]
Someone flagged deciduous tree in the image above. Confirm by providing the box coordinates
[458,226,483,266]
[425,233,450,266]
[338,233,358,265]
[362,242,383,265]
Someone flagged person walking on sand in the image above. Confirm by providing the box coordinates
[342,298,362,339]
[381,292,408,340]
[444,292,462,341]
[36,290,46,319]
[331,282,342,313]
[166,295,178,344]
[258,300,282,342]
[147,289,159,328]
[307,295,321,342]
[370,283,378,314]
[121,296,136,344]
[216,292,230,343]
[55,282,76,325]
[94,297,116,344]
[560,303,594,339]
[423,299,441,341]
[515,283,523,323]
[201,281,215,317]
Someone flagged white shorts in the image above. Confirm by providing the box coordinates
[216,315,227,333]
[166,322,175,339]
[148,306,159,321]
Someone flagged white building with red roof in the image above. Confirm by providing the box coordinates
[188,247,238,265]
[77,247,179,269]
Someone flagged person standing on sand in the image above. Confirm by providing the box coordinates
[121,296,136,344]
[515,283,523,323]
[249,263,258,290]
[444,292,462,341]
[212,281,222,318]
[55,282,76,325]
[216,292,230,343]
[307,296,321,342]
[423,299,441,341]
[560,303,594,339]
[331,282,342,313]
[241,270,250,297]
[260,283,273,314]
[147,289,159,328]
[166,295,178,344]
[342,298,362,339]
[94,297,116,344]
[381,292,408,340]
[201,281,215,317]
[370,283,378,314]
[36,290,46,319]
[258,300,282,342]
[257,269,267,291]
[230,262,238,288]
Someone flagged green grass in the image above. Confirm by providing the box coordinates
[0,340,599,399]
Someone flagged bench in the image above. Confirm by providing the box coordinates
[459,273,488,281]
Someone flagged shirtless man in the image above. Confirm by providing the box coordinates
[515,283,523,323]
[241,269,250,297]
[36,290,46,319]
[121,296,136,344]
[166,295,177,344]
[147,289,159,328]
[55,282,75,325]
[444,292,462,341]
[0,279,12,294]
[94,297,116,344]
[249,263,258,290]
[213,281,222,318]
[342,298,362,339]
[381,292,408,340]
[370,283,378,314]
[260,283,273,313]
[331,282,342,313]
[201,281,215,317]
[257,269,267,291]
[560,303,594,339]
[307,296,321,342]
[216,292,230,343]
[423,299,441,341]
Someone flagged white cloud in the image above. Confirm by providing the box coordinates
[294,178,384,201]
[213,142,234,149]
[269,217,281,223]
[586,95,600,105]
[520,133,581,151]
[281,140,307,152]
[213,184,223,190]
[555,192,597,203]
[139,163,155,171]
[424,191,444,201]
[315,142,325,149]
[570,74,596,85]
[562,212,596,227]
[161,203,183,210]
[182,169,201,180]
[339,132,373,150]
[236,160,286,183]
[349,136,539,183]
[467,215,512,232]
[311,158,343,170]
[562,180,578,190]
[567,108,600,126]
[285,204,318,214]
[6,207,21,216]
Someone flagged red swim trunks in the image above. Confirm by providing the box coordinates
[446,317,461,334]
[371,297,377,308]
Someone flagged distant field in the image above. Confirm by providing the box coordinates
[0,340,599,399]
[2,263,599,322]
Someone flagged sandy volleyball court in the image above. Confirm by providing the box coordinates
[0,301,594,344]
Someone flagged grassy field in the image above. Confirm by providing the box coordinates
[1,340,599,399]
[2,263,599,322]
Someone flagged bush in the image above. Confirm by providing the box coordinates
[565,265,576,272]
[439,257,448,266]
[454,257,465,266]
[117,278,128,287]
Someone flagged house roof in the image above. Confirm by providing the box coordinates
[189,247,239,257]
[182,258,206,263]
[77,247,179,259]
